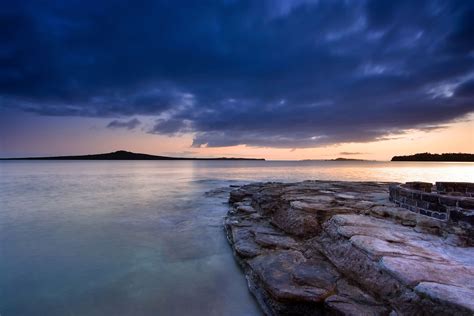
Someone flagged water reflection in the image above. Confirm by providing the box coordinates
[0,160,472,315]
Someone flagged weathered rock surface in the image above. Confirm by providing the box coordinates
[224,181,474,315]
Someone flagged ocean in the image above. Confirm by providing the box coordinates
[1,160,473,315]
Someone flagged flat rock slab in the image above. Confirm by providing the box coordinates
[249,250,336,303]
[225,181,474,316]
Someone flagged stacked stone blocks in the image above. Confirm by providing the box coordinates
[389,181,474,227]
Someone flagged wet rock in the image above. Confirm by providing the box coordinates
[225,181,474,315]
[325,295,388,316]
[229,189,251,203]
[236,204,257,214]
[254,233,298,249]
[369,205,417,226]
[248,250,334,303]
[234,238,262,258]
[415,282,474,313]
[246,250,339,315]
[380,256,473,288]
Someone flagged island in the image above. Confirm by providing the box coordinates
[391,152,474,162]
[327,158,368,162]
[301,158,370,162]
[225,180,473,315]
[0,150,265,161]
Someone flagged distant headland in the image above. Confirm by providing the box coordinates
[0,150,265,161]
[327,157,368,162]
[301,158,371,162]
[391,152,474,162]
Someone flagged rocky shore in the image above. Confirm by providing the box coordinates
[224,181,474,315]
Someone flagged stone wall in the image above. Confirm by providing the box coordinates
[436,182,474,197]
[389,182,474,228]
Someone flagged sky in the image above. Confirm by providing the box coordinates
[0,0,473,160]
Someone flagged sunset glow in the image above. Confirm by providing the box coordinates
[1,1,474,159]
[1,111,472,160]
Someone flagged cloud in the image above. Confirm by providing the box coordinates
[339,152,367,156]
[455,79,474,97]
[161,151,197,157]
[149,118,193,135]
[1,0,473,148]
[107,118,141,130]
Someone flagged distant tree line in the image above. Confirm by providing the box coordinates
[391,153,474,162]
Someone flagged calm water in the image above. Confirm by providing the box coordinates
[1,160,473,315]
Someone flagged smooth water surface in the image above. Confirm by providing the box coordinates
[1,160,473,315]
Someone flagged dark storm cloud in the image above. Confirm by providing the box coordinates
[1,0,473,147]
[107,118,141,130]
[455,79,474,98]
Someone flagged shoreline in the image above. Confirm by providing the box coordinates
[224,180,474,315]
